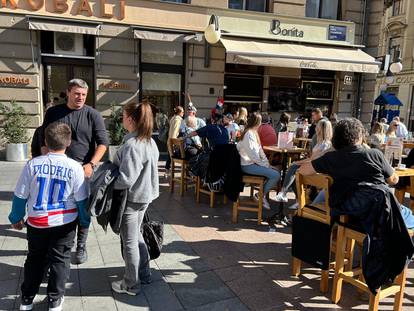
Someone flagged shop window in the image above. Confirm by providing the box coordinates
[229,0,267,12]
[306,0,340,20]
[40,31,94,57]
[224,74,263,103]
[268,78,304,112]
[388,37,401,62]
[392,0,403,16]
[141,40,183,65]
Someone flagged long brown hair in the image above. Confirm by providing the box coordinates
[240,112,262,141]
[123,101,153,141]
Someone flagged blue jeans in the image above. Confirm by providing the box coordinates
[281,163,300,193]
[242,164,280,194]
[312,190,414,229]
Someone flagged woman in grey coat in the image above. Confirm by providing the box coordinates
[111,101,159,295]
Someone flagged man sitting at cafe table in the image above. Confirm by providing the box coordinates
[298,117,414,229]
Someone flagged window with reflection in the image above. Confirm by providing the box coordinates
[229,0,267,12]
[306,0,340,20]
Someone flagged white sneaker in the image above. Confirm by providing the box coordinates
[262,197,271,210]
[111,280,140,296]
[275,192,288,202]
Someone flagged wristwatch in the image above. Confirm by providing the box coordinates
[88,161,96,169]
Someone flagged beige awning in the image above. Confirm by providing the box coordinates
[133,29,200,42]
[28,18,100,35]
[221,37,380,74]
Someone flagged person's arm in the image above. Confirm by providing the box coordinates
[73,165,90,228]
[298,161,317,176]
[244,131,268,166]
[114,145,144,190]
[378,149,399,186]
[9,163,31,229]
[84,112,109,177]
[386,173,399,186]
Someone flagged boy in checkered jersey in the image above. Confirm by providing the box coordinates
[9,122,90,311]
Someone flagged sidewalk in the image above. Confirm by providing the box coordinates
[1,161,414,311]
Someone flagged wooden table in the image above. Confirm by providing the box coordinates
[403,142,414,150]
[395,168,414,211]
[263,146,306,177]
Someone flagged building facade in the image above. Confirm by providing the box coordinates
[0,0,383,154]
[375,0,414,129]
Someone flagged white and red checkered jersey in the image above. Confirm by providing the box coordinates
[14,153,88,228]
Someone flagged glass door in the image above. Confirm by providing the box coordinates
[43,57,94,108]
[141,71,181,131]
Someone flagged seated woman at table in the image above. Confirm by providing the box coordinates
[367,122,385,149]
[386,120,398,139]
[275,119,333,204]
[237,112,281,210]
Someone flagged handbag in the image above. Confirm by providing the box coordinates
[142,212,164,260]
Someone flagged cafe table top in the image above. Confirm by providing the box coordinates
[263,146,307,154]
[395,168,414,177]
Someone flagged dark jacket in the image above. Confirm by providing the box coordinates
[333,183,414,294]
[89,161,127,234]
[206,144,244,202]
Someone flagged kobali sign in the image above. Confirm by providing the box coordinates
[0,0,125,20]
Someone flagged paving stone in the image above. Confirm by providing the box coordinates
[167,271,234,309]
[113,290,150,311]
[143,280,183,311]
[186,297,249,311]
[81,291,118,311]
[0,278,20,310]
[78,267,111,295]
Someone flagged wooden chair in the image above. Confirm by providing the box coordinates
[195,176,228,208]
[232,175,265,225]
[331,216,408,311]
[291,172,333,293]
[169,138,195,196]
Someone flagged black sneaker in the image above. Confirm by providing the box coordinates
[48,296,64,311]
[74,246,88,264]
[19,296,34,310]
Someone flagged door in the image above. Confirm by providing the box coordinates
[43,57,94,108]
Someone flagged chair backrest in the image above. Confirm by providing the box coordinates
[169,138,185,159]
[295,172,333,225]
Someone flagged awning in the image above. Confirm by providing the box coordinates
[27,16,101,35]
[133,29,201,42]
[221,38,380,74]
[374,93,403,106]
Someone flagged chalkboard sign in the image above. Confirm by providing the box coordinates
[302,81,334,101]
[328,25,347,41]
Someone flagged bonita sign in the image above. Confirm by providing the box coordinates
[271,20,304,38]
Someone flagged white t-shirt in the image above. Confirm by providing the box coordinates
[14,153,87,228]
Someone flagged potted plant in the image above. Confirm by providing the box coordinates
[0,99,30,161]
[107,103,126,161]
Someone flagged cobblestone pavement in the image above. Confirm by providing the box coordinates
[1,161,414,310]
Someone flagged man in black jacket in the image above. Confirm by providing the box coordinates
[40,79,109,264]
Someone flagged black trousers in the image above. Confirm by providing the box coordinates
[21,221,77,300]
[76,222,88,248]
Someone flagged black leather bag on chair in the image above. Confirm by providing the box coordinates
[291,215,331,270]
[142,212,164,260]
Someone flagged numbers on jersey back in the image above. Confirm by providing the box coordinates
[33,177,67,211]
